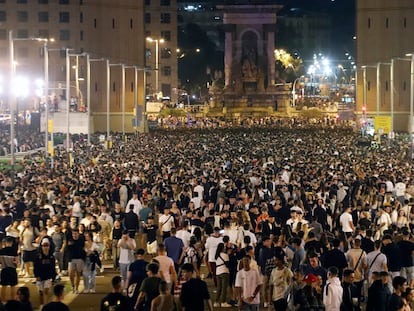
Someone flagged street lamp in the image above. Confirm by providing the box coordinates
[375,62,390,117]
[86,55,105,145]
[66,50,84,150]
[106,62,122,141]
[406,53,414,134]
[146,37,164,98]
[8,30,49,184]
[390,57,410,134]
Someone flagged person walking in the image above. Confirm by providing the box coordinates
[101,275,130,311]
[154,244,176,291]
[180,263,213,311]
[323,266,343,311]
[150,280,175,311]
[41,284,70,311]
[67,228,86,294]
[235,256,263,311]
[213,242,231,308]
[135,262,162,311]
[126,248,148,310]
[0,237,19,302]
[269,249,292,311]
[124,205,140,239]
[34,238,56,307]
[118,230,136,290]
[163,227,184,272]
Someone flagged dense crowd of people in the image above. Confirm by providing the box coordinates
[0,122,413,311]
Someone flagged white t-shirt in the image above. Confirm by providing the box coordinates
[339,212,353,233]
[159,214,175,232]
[366,250,387,281]
[118,239,136,264]
[215,253,230,275]
[269,267,292,301]
[194,184,204,200]
[205,235,223,262]
[235,268,263,305]
[395,182,406,197]
[127,198,142,216]
[176,229,191,248]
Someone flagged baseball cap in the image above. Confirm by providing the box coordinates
[304,274,318,283]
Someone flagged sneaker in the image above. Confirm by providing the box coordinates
[83,289,89,294]
[264,302,269,308]
[230,300,238,306]
[89,289,96,293]
[221,302,233,307]
[213,302,220,308]
[74,289,79,294]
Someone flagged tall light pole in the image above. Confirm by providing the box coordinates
[65,50,84,150]
[8,31,15,185]
[375,62,390,117]
[8,31,48,184]
[106,62,122,140]
[405,53,414,134]
[362,66,368,126]
[86,55,104,145]
[124,65,139,136]
[146,37,164,98]
[42,38,55,163]
[121,64,125,136]
[390,57,410,134]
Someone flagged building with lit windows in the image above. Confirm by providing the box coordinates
[356,0,414,132]
[0,0,177,133]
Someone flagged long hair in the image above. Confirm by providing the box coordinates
[214,242,225,260]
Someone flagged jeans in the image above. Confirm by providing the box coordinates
[216,273,229,303]
[119,263,129,288]
[54,251,64,273]
[112,240,120,268]
[83,269,96,290]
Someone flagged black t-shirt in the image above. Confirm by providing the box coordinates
[67,236,86,260]
[100,292,129,311]
[388,293,404,311]
[42,301,70,311]
[382,243,402,272]
[180,278,210,311]
[144,225,157,243]
[397,240,414,267]
[128,259,148,286]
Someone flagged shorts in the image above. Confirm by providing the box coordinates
[147,240,158,255]
[36,279,52,291]
[400,266,414,281]
[23,249,38,263]
[69,259,85,272]
[0,267,18,286]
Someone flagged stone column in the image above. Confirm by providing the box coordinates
[267,30,275,87]
[264,24,276,88]
[224,27,233,88]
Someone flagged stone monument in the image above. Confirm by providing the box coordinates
[214,0,289,115]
